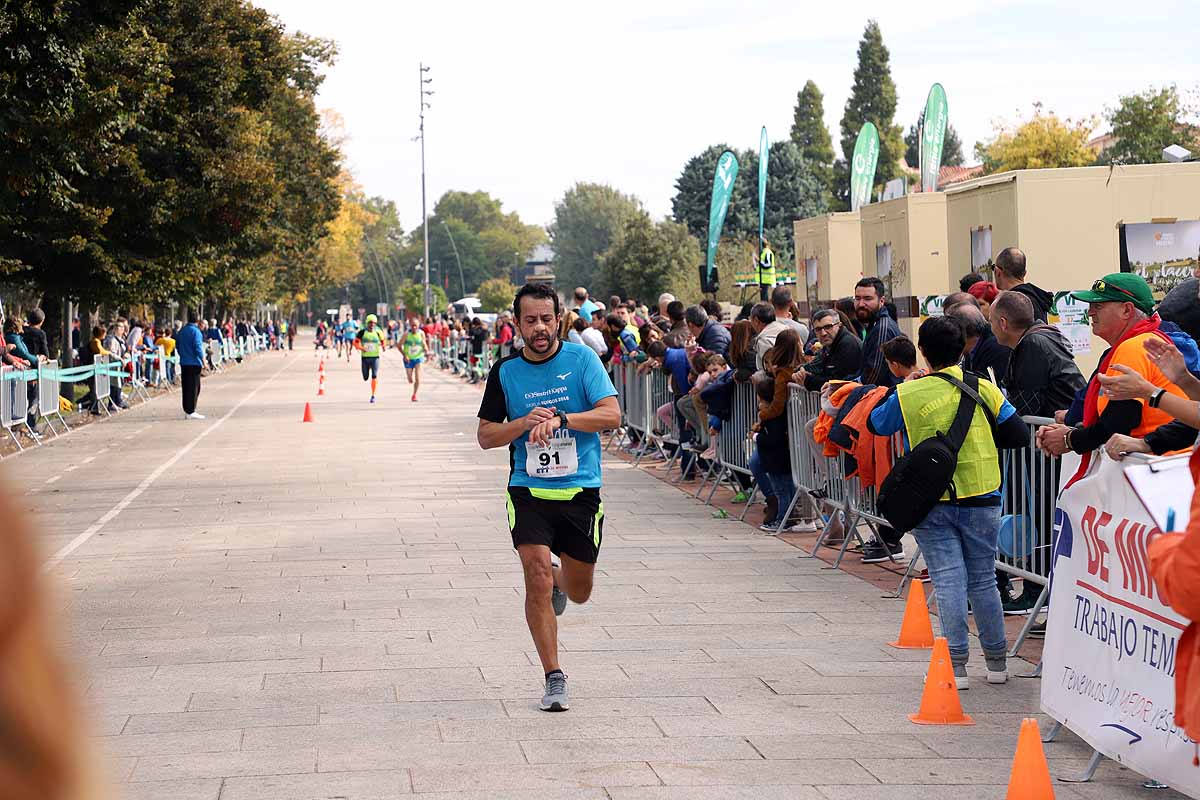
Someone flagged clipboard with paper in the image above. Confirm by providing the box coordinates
[1122,452,1193,532]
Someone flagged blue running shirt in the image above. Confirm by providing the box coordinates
[478,341,617,488]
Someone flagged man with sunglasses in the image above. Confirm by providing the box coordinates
[792,309,862,391]
[1038,273,1187,459]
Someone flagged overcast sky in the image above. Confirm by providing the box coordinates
[254,0,1196,236]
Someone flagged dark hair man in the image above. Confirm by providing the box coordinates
[662,300,689,347]
[754,286,809,369]
[792,308,861,391]
[854,277,902,388]
[959,272,985,293]
[476,282,620,712]
[994,247,1052,323]
[867,315,1030,689]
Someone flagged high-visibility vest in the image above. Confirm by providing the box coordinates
[896,366,1006,501]
[759,246,776,286]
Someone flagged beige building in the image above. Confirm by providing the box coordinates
[793,162,1200,366]
[793,211,863,315]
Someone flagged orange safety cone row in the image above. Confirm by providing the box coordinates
[1006,718,1055,799]
[889,579,935,649]
[302,402,314,423]
[909,637,974,726]
[317,374,326,396]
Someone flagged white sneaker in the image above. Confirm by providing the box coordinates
[185,412,206,420]
[787,519,819,533]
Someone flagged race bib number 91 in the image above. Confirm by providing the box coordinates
[526,428,578,478]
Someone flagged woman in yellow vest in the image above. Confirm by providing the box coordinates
[354,314,386,404]
[867,316,1031,689]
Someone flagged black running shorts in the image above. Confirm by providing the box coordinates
[361,356,379,380]
[506,486,604,564]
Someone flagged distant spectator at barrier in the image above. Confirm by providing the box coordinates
[959,272,985,293]
[177,312,206,420]
[757,329,815,531]
[568,317,586,345]
[855,277,902,389]
[700,299,723,324]
[793,309,861,391]
[747,303,775,370]
[941,291,975,314]
[102,320,129,409]
[155,326,178,384]
[991,291,1084,418]
[1038,273,1186,461]
[728,320,758,383]
[967,280,1000,320]
[578,312,606,357]
[22,309,48,363]
[77,325,106,415]
[606,314,641,362]
[834,297,862,339]
[751,373,798,532]
[947,302,1010,383]
[654,293,674,326]
[573,287,599,323]
[755,287,809,368]
[994,247,1052,323]
[662,301,689,347]
[881,336,919,381]
[685,305,730,357]
[868,315,1030,688]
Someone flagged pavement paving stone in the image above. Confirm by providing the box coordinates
[12,350,1159,797]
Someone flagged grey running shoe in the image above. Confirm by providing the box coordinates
[541,672,569,712]
[552,585,567,617]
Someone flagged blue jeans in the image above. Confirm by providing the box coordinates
[761,472,795,524]
[912,503,1007,665]
[749,450,771,499]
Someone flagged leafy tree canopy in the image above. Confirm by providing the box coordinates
[837,20,905,204]
[975,108,1096,174]
[549,182,644,294]
[1100,85,1199,165]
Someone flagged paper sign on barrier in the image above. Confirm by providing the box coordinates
[1042,452,1200,798]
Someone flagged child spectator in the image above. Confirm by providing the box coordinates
[882,335,921,382]
[752,373,795,531]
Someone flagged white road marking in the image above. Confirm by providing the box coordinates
[44,356,294,570]
[45,475,60,485]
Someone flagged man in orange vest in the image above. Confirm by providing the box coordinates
[1038,273,1186,460]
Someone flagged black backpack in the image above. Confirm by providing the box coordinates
[876,371,996,532]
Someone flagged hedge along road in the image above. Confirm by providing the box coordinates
[3,331,1151,798]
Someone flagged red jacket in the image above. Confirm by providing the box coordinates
[1147,446,1200,766]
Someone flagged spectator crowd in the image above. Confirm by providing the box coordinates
[550,246,1200,691]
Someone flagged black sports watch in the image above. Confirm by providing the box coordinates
[556,410,570,431]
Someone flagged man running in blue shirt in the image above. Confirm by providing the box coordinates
[476,283,620,712]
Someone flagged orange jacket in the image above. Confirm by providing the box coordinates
[1147,446,1200,764]
[814,382,861,457]
[837,385,894,490]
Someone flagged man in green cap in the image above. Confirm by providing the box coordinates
[1036,272,1185,464]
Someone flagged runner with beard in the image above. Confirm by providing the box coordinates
[354,314,386,403]
[476,283,620,712]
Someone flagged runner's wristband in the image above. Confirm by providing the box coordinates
[556,410,570,431]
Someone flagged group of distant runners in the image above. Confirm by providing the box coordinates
[313,314,430,403]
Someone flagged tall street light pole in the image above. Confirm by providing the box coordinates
[419,63,433,318]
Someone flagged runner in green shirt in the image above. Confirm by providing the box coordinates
[400,318,428,403]
[354,314,387,404]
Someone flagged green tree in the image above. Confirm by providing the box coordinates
[549,183,644,293]
[837,20,905,207]
[395,279,446,317]
[975,110,1095,174]
[1100,86,1199,165]
[477,277,518,313]
[790,80,835,200]
[904,122,965,169]
[601,216,700,302]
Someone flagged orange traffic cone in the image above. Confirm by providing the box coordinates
[302,402,314,423]
[318,359,325,374]
[890,580,935,649]
[1005,718,1055,799]
[317,374,325,396]
[909,637,974,726]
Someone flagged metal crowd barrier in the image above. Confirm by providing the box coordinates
[642,367,681,471]
[38,359,68,435]
[605,360,629,451]
[0,366,36,449]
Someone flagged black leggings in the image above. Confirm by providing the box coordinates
[181,365,202,414]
